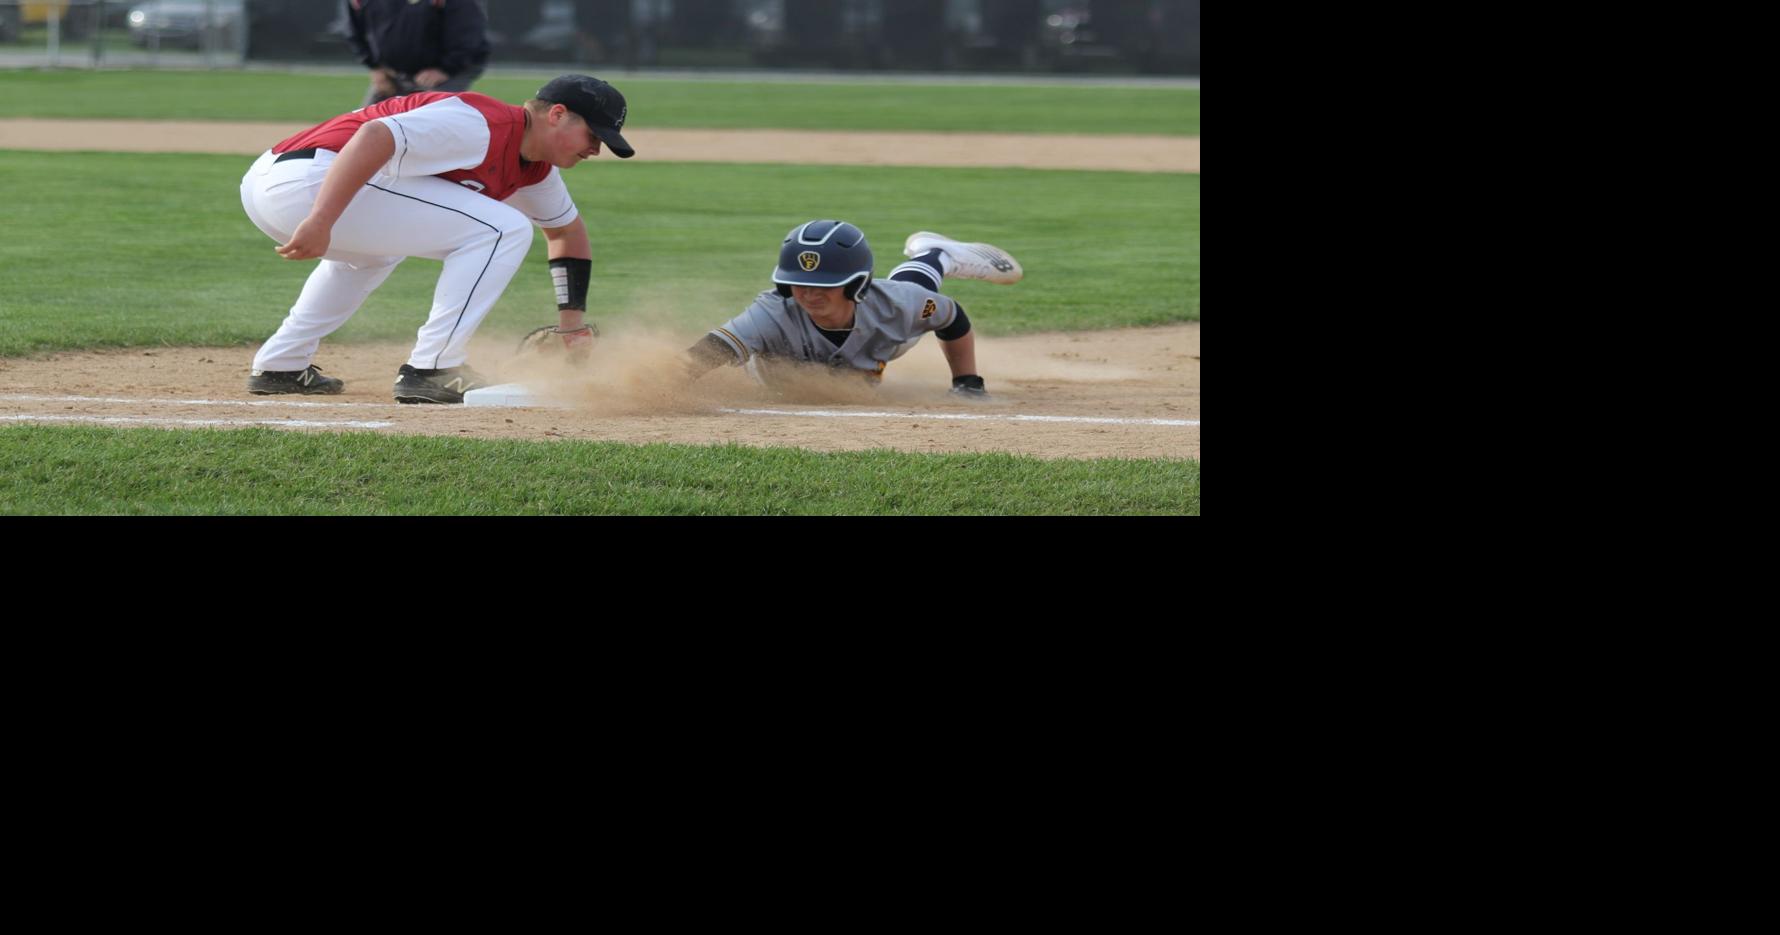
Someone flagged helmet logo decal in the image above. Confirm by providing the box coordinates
[799,251,821,272]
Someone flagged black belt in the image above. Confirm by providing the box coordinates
[274,147,321,163]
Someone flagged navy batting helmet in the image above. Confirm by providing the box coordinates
[773,220,874,301]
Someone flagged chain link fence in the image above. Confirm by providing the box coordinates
[0,1,245,67]
[2,0,1198,75]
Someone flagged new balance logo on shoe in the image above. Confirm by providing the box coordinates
[393,364,485,404]
[247,364,343,396]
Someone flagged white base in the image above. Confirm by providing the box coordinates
[463,382,561,408]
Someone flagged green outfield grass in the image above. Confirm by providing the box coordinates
[0,151,1198,356]
[0,69,1199,136]
[0,69,1201,515]
[0,426,1200,515]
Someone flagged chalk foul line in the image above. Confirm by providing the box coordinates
[717,407,1197,427]
[0,393,398,409]
[2,414,393,430]
[1,395,1196,427]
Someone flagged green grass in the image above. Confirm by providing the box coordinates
[0,68,1200,135]
[0,151,1198,356]
[0,425,1200,515]
[0,69,1201,514]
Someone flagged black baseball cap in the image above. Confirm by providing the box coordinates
[537,74,635,158]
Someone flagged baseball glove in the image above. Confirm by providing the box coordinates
[518,323,598,364]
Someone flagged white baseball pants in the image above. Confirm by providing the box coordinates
[240,148,533,372]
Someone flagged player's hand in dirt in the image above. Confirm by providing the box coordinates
[950,374,991,400]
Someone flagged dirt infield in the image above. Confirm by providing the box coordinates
[0,119,1200,173]
[0,122,1200,461]
[0,323,1198,460]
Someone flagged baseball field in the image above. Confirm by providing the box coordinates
[0,69,1200,515]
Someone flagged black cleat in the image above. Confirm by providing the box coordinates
[393,364,490,404]
[248,365,344,395]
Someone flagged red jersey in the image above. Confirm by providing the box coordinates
[273,92,551,202]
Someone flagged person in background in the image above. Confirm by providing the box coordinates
[346,0,491,107]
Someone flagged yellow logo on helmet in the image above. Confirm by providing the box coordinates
[799,251,821,272]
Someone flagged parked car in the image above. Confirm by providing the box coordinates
[126,0,241,49]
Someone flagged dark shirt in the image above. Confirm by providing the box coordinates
[346,0,490,77]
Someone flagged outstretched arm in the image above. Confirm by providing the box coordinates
[683,334,740,381]
[935,305,987,396]
[939,329,977,380]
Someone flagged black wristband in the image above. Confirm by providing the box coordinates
[549,257,592,311]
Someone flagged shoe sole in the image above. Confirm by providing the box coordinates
[394,392,463,404]
[903,231,949,258]
[247,385,344,395]
[903,232,1022,284]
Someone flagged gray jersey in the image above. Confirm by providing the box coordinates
[708,279,960,379]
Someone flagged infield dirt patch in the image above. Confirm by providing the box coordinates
[0,323,1198,461]
[1,121,1200,460]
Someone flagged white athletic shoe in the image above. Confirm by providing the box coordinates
[902,231,1024,284]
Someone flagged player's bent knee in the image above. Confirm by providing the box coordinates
[453,216,532,265]
[492,215,535,256]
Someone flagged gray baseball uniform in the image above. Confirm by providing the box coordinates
[707,278,960,380]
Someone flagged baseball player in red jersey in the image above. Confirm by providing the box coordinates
[240,74,632,403]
